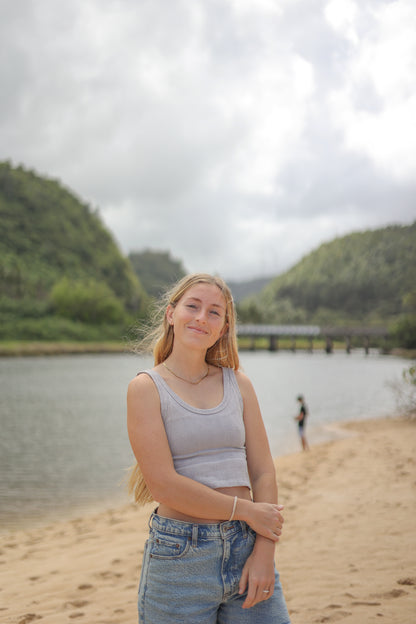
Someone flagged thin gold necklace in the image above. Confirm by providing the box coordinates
[162,361,209,385]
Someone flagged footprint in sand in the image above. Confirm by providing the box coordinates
[96,570,122,580]
[18,615,42,624]
[397,577,416,586]
[78,584,93,590]
[76,583,96,595]
[372,588,408,599]
[315,612,352,623]
[64,600,89,609]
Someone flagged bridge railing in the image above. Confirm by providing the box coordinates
[236,324,389,353]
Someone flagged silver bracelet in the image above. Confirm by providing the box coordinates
[229,496,238,522]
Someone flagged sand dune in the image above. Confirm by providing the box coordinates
[0,417,414,623]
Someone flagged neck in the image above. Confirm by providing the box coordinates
[163,352,209,385]
[167,345,208,371]
[163,361,209,385]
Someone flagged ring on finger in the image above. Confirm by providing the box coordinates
[262,590,270,594]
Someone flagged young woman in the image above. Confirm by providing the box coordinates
[127,273,290,623]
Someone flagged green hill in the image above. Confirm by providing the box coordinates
[0,161,147,340]
[128,249,187,298]
[238,222,416,326]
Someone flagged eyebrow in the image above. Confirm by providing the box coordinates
[185,296,225,310]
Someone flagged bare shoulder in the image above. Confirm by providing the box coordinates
[127,371,159,405]
[233,369,257,398]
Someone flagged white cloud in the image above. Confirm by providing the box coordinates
[328,0,416,181]
[325,0,359,45]
[1,0,415,281]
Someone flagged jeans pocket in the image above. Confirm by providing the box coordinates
[149,533,190,560]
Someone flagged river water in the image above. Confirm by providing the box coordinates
[0,350,410,531]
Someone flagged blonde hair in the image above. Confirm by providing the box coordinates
[128,273,240,505]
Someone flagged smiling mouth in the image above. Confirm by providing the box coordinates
[188,326,208,334]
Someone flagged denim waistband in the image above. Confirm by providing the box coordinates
[149,510,249,540]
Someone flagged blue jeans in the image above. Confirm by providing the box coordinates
[138,512,291,623]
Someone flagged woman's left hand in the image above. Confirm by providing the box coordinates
[238,546,275,609]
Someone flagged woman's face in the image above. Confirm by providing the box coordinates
[166,283,227,351]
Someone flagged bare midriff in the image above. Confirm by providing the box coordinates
[157,485,252,523]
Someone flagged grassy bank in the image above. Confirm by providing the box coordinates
[0,341,129,356]
[238,336,346,352]
[0,337,387,356]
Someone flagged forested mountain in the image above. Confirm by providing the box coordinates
[227,276,273,303]
[0,161,147,339]
[128,250,186,298]
[238,223,416,326]
[1,161,415,345]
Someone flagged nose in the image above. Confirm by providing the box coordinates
[195,308,208,323]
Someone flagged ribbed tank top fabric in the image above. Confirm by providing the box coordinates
[138,367,251,489]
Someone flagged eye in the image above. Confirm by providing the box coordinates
[187,304,197,309]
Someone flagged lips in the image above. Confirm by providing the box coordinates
[187,325,208,334]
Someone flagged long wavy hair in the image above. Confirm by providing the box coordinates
[128,273,240,504]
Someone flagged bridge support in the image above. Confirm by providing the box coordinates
[325,336,333,354]
[345,335,351,354]
[269,335,278,351]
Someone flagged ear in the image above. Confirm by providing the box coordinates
[166,305,174,326]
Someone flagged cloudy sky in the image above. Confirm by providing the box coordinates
[1,0,415,281]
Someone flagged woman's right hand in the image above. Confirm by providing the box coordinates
[241,501,284,541]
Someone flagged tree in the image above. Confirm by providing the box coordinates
[51,277,125,324]
[128,250,186,298]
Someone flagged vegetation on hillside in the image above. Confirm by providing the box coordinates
[227,276,273,303]
[237,223,416,332]
[1,160,415,350]
[0,161,147,340]
[128,250,186,298]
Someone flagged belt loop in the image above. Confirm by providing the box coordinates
[240,520,247,537]
[148,511,155,531]
[192,524,198,547]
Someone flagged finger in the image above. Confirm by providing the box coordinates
[242,582,258,609]
[238,566,249,596]
[247,587,270,608]
[276,511,284,526]
[261,587,274,601]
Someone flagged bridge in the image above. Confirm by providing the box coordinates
[236,324,390,354]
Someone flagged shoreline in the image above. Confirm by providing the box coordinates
[1,416,415,623]
[1,340,414,359]
[0,414,393,535]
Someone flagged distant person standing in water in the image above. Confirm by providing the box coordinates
[295,395,309,451]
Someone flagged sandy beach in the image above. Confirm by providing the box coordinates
[1,416,414,624]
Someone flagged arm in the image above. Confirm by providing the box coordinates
[127,373,282,538]
[234,371,283,609]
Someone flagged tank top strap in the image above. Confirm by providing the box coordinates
[136,369,171,412]
[222,367,243,411]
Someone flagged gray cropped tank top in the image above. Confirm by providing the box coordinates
[140,367,251,490]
